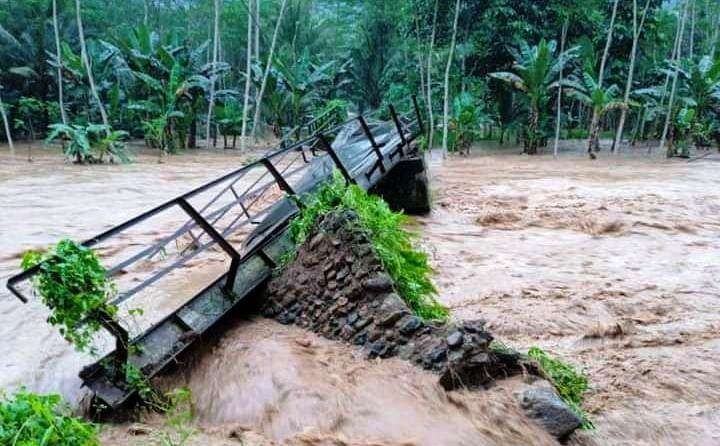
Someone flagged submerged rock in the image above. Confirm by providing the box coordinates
[518,380,582,440]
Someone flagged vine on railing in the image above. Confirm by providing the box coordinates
[21,239,118,354]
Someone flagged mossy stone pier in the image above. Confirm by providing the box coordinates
[371,156,431,215]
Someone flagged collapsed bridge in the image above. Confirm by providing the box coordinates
[6,98,430,409]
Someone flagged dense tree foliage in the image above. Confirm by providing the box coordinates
[0,0,718,160]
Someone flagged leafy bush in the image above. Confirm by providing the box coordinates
[46,123,131,163]
[0,390,99,445]
[22,239,118,354]
[13,97,45,140]
[565,127,589,139]
[314,99,349,131]
[449,92,484,153]
[154,388,196,446]
[88,125,131,163]
[288,174,448,321]
[528,347,594,429]
[672,107,697,157]
[216,101,243,149]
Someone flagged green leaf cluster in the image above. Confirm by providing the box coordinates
[45,123,131,164]
[0,390,99,446]
[288,173,448,321]
[527,347,594,430]
[21,239,118,354]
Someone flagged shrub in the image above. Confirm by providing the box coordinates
[528,347,594,429]
[21,239,118,354]
[0,390,99,446]
[449,92,484,153]
[46,123,131,163]
[288,173,448,321]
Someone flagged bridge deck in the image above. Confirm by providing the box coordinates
[6,99,424,409]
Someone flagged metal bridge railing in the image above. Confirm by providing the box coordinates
[5,96,425,378]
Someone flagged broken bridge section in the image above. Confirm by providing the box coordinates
[6,98,429,409]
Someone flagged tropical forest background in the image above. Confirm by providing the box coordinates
[0,0,718,162]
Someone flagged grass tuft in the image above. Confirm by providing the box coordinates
[288,173,448,321]
[527,347,595,429]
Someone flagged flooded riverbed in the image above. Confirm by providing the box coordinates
[419,147,720,445]
[2,143,718,444]
[0,146,253,400]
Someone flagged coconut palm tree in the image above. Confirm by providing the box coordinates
[489,39,576,154]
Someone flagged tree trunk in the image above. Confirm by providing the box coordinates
[205,0,221,149]
[588,0,619,155]
[527,109,539,154]
[251,0,288,141]
[254,0,261,62]
[689,0,696,59]
[76,0,109,129]
[0,87,14,152]
[631,106,645,146]
[426,0,439,151]
[461,53,466,94]
[441,0,461,158]
[660,0,690,155]
[659,5,686,112]
[553,20,568,158]
[188,118,197,148]
[240,0,254,151]
[613,0,650,153]
[712,9,720,58]
[588,111,601,153]
[53,0,68,125]
[414,19,426,104]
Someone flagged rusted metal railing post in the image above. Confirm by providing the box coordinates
[318,133,355,184]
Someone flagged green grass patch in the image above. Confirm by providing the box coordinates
[288,173,448,321]
[528,347,594,429]
[0,389,100,445]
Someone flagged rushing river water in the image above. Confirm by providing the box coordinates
[2,143,720,445]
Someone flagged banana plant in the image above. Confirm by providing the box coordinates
[0,24,40,95]
[215,100,244,149]
[46,123,129,164]
[565,72,627,151]
[671,108,696,157]
[449,92,485,154]
[683,56,720,122]
[490,39,577,154]
[272,50,336,130]
[113,25,233,152]
[635,55,720,150]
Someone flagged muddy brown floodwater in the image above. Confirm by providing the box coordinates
[1,143,718,445]
[419,147,720,445]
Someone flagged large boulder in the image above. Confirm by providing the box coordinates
[518,380,583,440]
